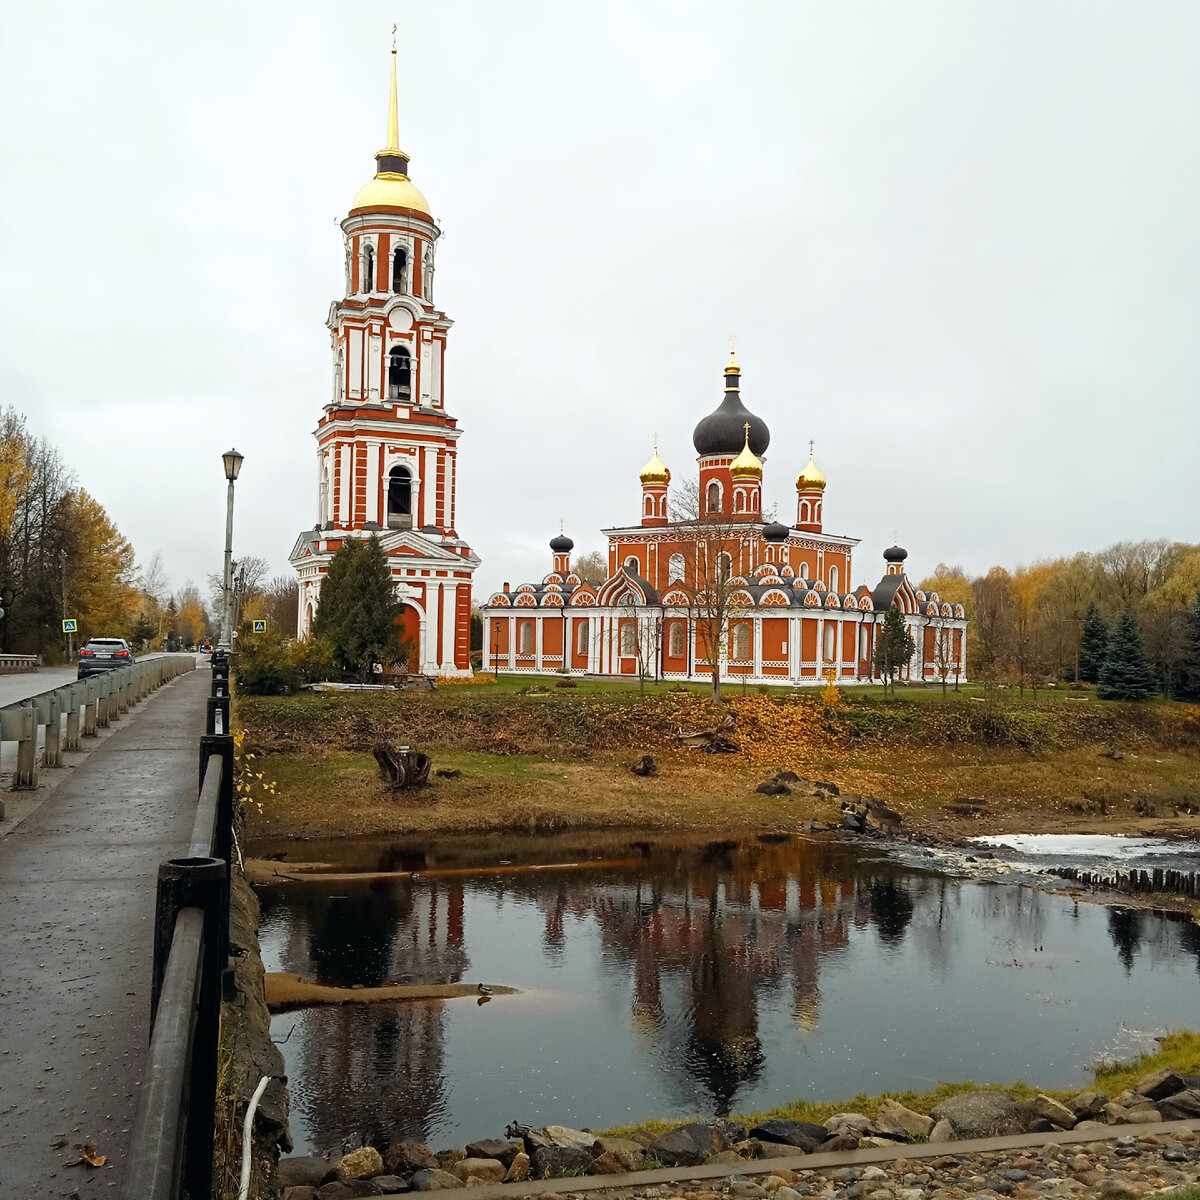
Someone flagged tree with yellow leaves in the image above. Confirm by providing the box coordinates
[59,488,139,644]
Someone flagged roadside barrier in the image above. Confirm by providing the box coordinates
[1055,864,1200,899]
[122,657,235,1200]
[0,655,195,790]
[0,653,38,673]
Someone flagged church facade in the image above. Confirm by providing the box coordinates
[289,46,478,676]
[481,355,967,686]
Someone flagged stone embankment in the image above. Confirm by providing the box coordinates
[275,1069,1200,1199]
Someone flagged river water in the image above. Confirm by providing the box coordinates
[253,832,1200,1155]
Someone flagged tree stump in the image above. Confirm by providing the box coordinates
[372,744,433,791]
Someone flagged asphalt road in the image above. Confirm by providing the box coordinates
[0,665,210,1197]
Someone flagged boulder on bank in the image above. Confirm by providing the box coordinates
[1134,1067,1186,1102]
[1156,1089,1200,1120]
[874,1100,933,1140]
[748,1119,828,1153]
[530,1144,592,1178]
[463,1139,521,1167]
[1025,1094,1077,1130]
[450,1158,506,1183]
[279,1157,331,1189]
[648,1120,746,1165]
[522,1124,596,1152]
[929,1091,1031,1138]
[410,1168,464,1191]
[331,1147,384,1182]
[1068,1091,1108,1119]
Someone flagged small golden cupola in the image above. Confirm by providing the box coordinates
[729,423,763,481]
[350,39,433,218]
[639,441,672,487]
[796,445,827,492]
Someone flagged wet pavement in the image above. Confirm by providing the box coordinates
[0,666,209,1198]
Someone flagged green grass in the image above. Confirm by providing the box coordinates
[601,1030,1200,1142]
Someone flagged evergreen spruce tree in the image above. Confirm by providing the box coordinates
[872,605,916,697]
[1077,602,1108,684]
[313,535,400,677]
[1097,609,1157,701]
[1179,590,1200,703]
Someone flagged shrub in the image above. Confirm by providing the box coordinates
[235,634,335,696]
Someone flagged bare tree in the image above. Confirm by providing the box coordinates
[667,478,753,702]
[572,549,607,583]
[263,574,300,635]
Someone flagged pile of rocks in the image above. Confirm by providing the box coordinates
[276,1069,1200,1198]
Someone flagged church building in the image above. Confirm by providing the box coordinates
[481,354,967,686]
[289,45,478,676]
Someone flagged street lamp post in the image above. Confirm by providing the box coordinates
[216,448,244,657]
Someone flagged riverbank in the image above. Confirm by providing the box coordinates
[235,687,1200,845]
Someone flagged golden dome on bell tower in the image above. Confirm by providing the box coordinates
[796,441,827,492]
[639,440,671,487]
[729,423,763,481]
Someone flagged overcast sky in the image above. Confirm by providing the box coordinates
[2,2,1197,604]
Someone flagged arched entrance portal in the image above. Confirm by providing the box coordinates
[394,605,422,674]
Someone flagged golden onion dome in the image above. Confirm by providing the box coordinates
[796,450,826,492]
[729,423,763,480]
[639,444,671,487]
[350,45,433,219]
[351,173,432,217]
[725,349,741,377]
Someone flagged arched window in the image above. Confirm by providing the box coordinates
[707,481,721,513]
[668,553,685,584]
[859,626,869,660]
[387,346,411,400]
[319,465,330,525]
[620,622,637,656]
[387,465,412,529]
[717,552,732,584]
[644,495,653,516]
[577,621,589,655]
[828,565,839,593]
[799,500,810,523]
[734,489,745,513]
[800,561,810,581]
[624,555,639,573]
[392,247,407,293]
[669,622,685,657]
[519,621,534,654]
[815,502,822,524]
[823,624,836,664]
[363,244,375,292]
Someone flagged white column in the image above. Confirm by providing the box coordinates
[422,445,438,528]
[368,332,382,401]
[423,584,441,674]
[535,616,543,672]
[442,584,456,669]
[816,616,825,677]
[338,444,352,525]
[508,615,516,669]
[753,615,763,680]
[835,619,843,679]
[445,452,455,529]
[589,616,600,674]
[788,616,799,679]
[366,444,380,525]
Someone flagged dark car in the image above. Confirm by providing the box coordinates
[78,638,134,678]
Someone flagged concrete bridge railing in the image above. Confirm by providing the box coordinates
[0,654,196,790]
[0,654,39,674]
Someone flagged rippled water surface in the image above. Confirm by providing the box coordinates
[253,832,1200,1155]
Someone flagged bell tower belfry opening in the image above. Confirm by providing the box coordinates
[289,38,480,677]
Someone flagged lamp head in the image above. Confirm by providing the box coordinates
[222,448,245,482]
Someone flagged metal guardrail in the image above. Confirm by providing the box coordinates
[122,655,234,1200]
[0,655,196,790]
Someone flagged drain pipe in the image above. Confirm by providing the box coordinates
[238,1074,276,1200]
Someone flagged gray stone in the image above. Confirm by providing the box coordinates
[728,1182,766,1200]
[463,1139,522,1168]
[523,1125,596,1152]
[928,1119,956,1143]
[504,1153,530,1183]
[757,1140,807,1159]
[824,1113,874,1138]
[1163,1146,1188,1162]
[450,1159,505,1184]
[284,1189,318,1200]
[385,1143,438,1174]
[1025,1094,1077,1130]
[1004,1170,1030,1182]
[590,1149,641,1174]
[777,1189,805,1200]
[1067,1091,1108,1119]
[374,1178,410,1195]
[861,1166,889,1180]
[1157,1088,1200,1120]
[410,1169,465,1191]
[1096,1181,1148,1200]
[1134,1067,1186,1101]
[816,1133,860,1153]
[749,1119,829,1153]
[318,1183,384,1200]
[875,1099,934,1140]
[594,1136,645,1161]
[648,1120,745,1166]
[929,1091,1032,1138]
[530,1144,593,1179]
[281,1157,334,1189]
[1105,1102,1162,1125]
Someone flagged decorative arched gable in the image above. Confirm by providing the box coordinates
[761,589,791,606]
[514,593,537,607]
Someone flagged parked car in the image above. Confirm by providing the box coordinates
[78,637,134,678]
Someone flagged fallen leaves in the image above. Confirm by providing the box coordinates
[65,1141,106,1168]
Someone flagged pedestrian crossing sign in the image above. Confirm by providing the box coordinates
[252,619,267,633]
[62,618,78,633]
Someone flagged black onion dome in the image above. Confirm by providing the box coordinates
[550,532,574,553]
[762,520,790,543]
[692,370,770,458]
[883,544,908,564]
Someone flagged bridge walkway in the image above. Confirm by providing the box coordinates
[0,666,210,1198]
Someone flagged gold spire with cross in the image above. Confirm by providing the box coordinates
[639,436,671,487]
[385,27,400,151]
[725,334,741,378]
[730,421,763,480]
[796,439,827,491]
